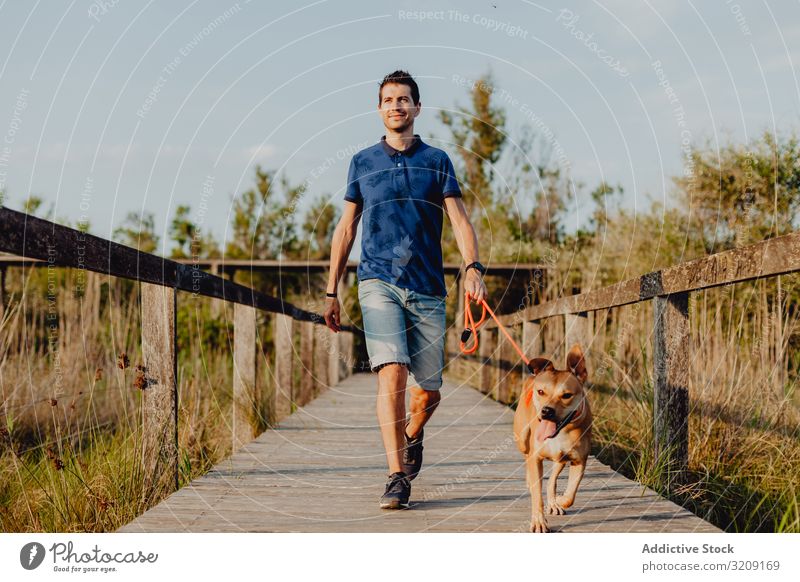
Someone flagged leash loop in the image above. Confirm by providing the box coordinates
[459,291,487,355]
[459,291,531,368]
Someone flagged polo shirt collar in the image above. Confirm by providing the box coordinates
[380,134,421,156]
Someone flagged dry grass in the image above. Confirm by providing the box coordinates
[1,263,798,532]
[539,275,800,532]
[0,268,251,532]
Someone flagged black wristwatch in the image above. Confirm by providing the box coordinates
[465,261,487,276]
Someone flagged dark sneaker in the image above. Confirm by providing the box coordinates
[379,471,411,509]
[402,421,424,481]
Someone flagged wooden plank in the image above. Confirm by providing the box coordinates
[273,313,294,422]
[140,282,178,502]
[336,275,352,380]
[542,316,562,362]
[340,332,353,379]
[313,323,329,398]
[487,229,800,325]
[565,311,592,371]
[327,330,341,386]
[494,331,517,404]
[118,372,719,533]
[233,303,257,452]
[522,320,541,357]
[298,321,314,406]
[653,292,690,490]
[479,325,495,395]
[507,326,524,404]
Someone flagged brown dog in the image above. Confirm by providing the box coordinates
[513,344,592,533]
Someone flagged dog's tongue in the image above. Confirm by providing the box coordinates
[535,419,558,441]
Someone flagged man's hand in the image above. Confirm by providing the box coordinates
[464,268,487,303]
[323,297,341,333]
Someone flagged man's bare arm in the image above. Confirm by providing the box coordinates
[444,196,487,302]
[324,200,362,331]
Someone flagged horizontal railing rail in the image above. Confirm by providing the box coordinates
[483,230,800,327]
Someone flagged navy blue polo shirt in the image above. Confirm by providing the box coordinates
[344,134,462,297]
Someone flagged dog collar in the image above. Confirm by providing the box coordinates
[570,398,587,424]
[552,398,587,437]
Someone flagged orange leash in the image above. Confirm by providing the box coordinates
[459,291,531,368]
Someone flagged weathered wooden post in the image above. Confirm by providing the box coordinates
[140,283,179,500]
[508,324,525,404]
[565,311,592,368]
[313,321,330,398]
[522,320,542,357]
[542,318,555,361]
[338,272,354,380]
[327,276,345,385]
[273,312,294,422]
[494,331,516,404]
[479,326,496,395]
[210,262,225,318]
[327,329,341,386]
[653,292,690,491]
[299,320,315,407]
[233,302,257,451]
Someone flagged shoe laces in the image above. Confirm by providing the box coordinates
[385,471,410,494]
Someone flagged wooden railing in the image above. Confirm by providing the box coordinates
[0,206,360,501]
[0,207,550,499]
[449,230,800,490]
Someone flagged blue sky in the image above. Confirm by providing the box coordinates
[1,0,798,259]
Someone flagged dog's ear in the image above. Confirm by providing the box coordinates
[527,357,555,376]
[566,344,588,383]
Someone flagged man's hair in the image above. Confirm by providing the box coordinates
[378,70,420,105]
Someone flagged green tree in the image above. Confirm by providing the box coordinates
[226,165,308,297]
[169,205,195,258]
[113,211,159,253]
[169,204,220,259]
[675,130,800,253]
[226,165,305,261]
[503,125,569,251]
[300,193,339,261]
[438,73,572,277]
[438,71,507,220]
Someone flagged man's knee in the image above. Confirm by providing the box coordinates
[375,361,408,373]
[413,386,441,407]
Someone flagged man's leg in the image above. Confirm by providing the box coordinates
[404,290,446,441]
[406,386,440,439]
[376,362,408,473]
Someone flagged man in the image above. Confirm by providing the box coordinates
[323,70,487,509]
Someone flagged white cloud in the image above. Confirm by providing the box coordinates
[242,143,277,162]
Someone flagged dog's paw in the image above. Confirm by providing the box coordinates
[555,495,574,509]
[547,499,566,515]
[529,514,550,533]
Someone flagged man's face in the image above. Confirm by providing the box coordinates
[378,83,420,132]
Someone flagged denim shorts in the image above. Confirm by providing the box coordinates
[357,277,446,391]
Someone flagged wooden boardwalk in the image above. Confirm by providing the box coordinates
[119,373,719,533]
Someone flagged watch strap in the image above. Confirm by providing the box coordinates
[466,261,486,275]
